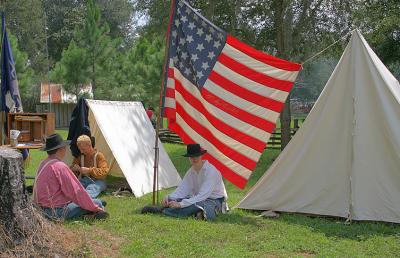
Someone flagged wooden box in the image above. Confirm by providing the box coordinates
[7,113,55,144]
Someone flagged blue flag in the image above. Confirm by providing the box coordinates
[1,13,22,114]
[1,13,28,159]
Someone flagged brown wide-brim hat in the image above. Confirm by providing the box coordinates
[183,144,207,157]
[40,133,71,151]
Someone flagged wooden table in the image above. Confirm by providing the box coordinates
[1,143,44,149]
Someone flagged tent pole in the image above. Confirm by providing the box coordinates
[152,0,176,205]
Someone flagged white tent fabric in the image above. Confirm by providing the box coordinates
[85,100,181,197]
[236,30,400,223]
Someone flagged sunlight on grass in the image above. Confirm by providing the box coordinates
[23,130,400,257]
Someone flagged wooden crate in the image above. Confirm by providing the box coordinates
[7,113,55,144]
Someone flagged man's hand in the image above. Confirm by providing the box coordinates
[168,201,181,209]
[71,164,80,172]
[80,167,90,176]
[161,197,169,208]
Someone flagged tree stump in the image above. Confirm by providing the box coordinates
[0,147,41,252]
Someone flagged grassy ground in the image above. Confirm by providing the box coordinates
[23,130,400,257]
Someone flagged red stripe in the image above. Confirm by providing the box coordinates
[226,35,301,71]
[175,103,257,170]
[168,122,248,188]
[163,107,176,119]
[209,71,285,113]
[174,79,266,152]
[201,88,276,133]
[218,53,294,92]
[168,68,174,77]
[165,88,175,98]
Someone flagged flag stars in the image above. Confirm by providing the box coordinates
[201,62,209,70]
[184,68,191,76]
[179,37,186,45]
[196,28,204,37]
[196,43,204,52]
[186,35,194,43]
[213,41,221,49]
[188,22,195,30]
[196,71,204,79]
[217,33,224,40]
[181,51,188,60]
[191,53,199,62]
[209,27,215,34]
[175,19,181,27]
[208,51,216,59]
[205,34,212,43]
[181,15,188,23]
[185,7,191,14]
[201,21,207,27]
[172,30,178,38]
[173,56,179,65]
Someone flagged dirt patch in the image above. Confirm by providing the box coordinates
[80,227,125,258]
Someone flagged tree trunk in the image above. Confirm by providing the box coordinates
[274,0,292,150]
[0,148,41,252]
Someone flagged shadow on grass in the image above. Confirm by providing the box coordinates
[242,210,400,240]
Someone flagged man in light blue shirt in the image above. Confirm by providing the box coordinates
[161,144,227,221]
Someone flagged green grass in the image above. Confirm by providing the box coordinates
[24,130,400,257]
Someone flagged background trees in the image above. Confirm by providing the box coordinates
[0,0,398,124]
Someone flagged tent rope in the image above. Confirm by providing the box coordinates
[301,31,352,66]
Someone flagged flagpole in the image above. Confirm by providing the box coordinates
[152,0,176,205]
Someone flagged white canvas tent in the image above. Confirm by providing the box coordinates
[66,100,181,197]
[236,30,400,223]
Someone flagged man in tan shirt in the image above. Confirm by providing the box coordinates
[71,135,109,198]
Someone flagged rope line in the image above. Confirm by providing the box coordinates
[301,31,352,66]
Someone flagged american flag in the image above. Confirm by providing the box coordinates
[162,0,301,188]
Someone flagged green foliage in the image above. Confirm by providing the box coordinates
[74,0,119,99]
[0,0,47,75]
[353,0,400,78]
[121,36,164,107]
[50,40,90,99]
[8,34,36,111]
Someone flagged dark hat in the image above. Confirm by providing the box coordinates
[183,144,207,157]
[40,133,71,151]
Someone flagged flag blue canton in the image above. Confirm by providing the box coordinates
[168,0,227,89]
[1,13,22,113]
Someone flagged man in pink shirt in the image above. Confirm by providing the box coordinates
[33,133,108,220]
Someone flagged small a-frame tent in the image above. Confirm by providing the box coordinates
[236,30,400,223]
[67,100,181,197]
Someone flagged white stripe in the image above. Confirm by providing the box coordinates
[175,91,263,160]
[164,97,176,109]
[204,79,280,123]
[167,78,175,89]
[176,114,252,179]
[213,62,289,102]
[173,68,271,141]
[223,44,299,82]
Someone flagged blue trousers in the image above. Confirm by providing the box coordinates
[163,197,223,221]
[79,176,107,198]
[41,199,104,220]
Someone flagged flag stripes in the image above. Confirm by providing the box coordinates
[163,0,301,188]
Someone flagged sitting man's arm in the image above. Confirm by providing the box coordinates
[88,152,109,179]
[70,157,81,177]
[57,164,103,212]
[177,171,219,208]
[162,171,192,207]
